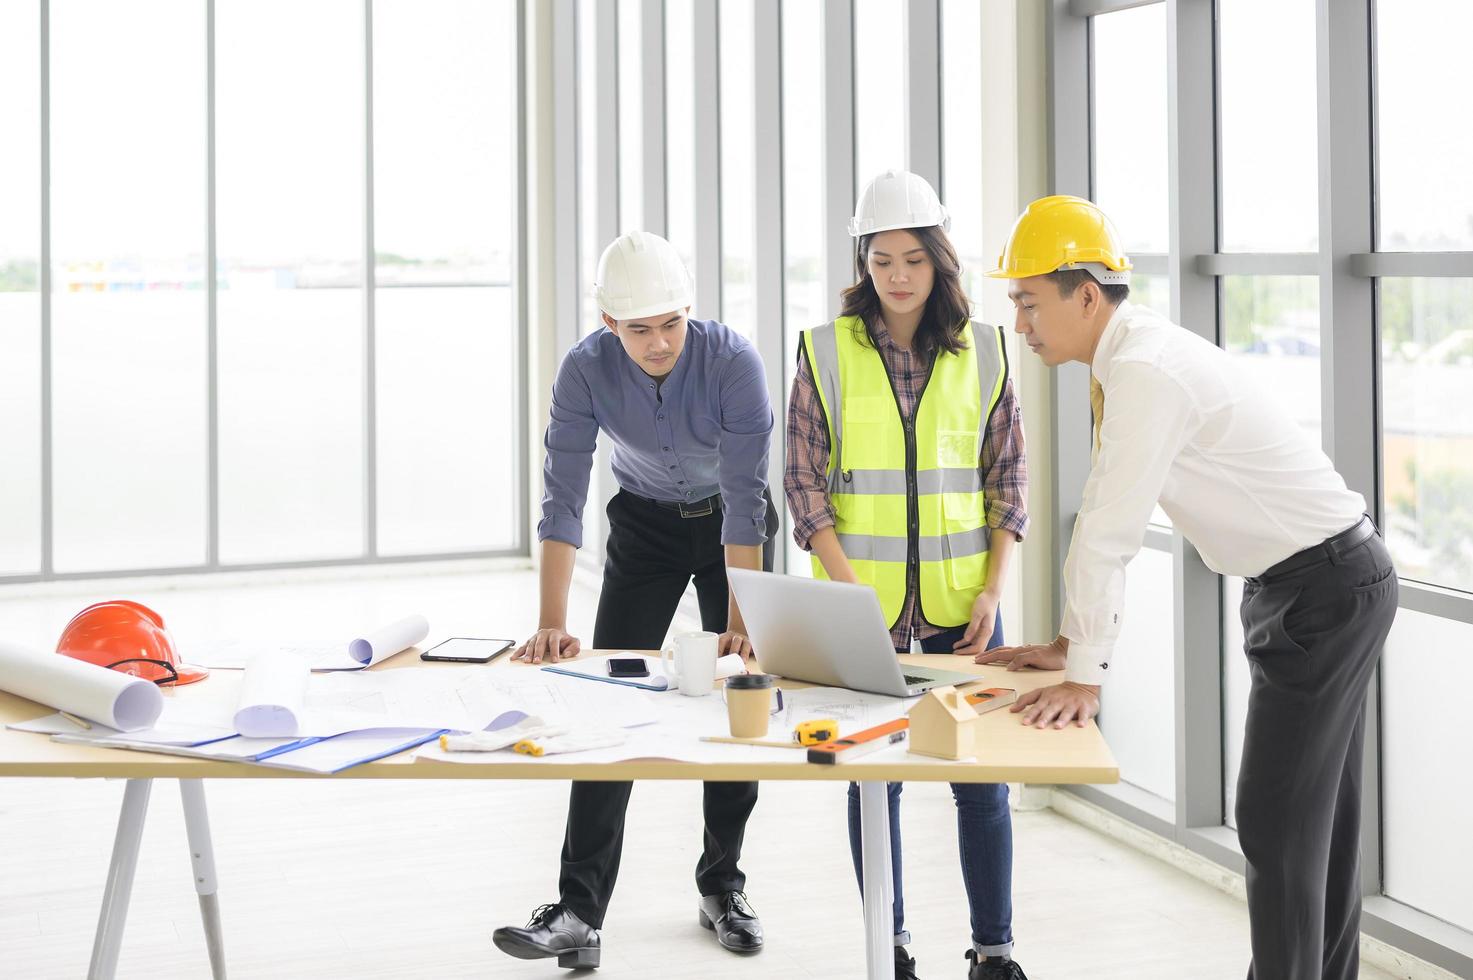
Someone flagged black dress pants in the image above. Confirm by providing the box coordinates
[1237,520,1398,980]
[558,489,778,929]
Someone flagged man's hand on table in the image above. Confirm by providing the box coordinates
[511,628,580,665]
[1011,682,1101,729]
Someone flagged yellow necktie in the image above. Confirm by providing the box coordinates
[1090,376,1105,463]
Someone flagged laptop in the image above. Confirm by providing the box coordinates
[727,568,979,697]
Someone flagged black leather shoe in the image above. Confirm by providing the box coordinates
[492,903,601,969]
[965,949,1028,979]
[697,890,764,953]
[894,944,920,979]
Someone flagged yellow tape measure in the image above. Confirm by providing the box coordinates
[794,718,839,746]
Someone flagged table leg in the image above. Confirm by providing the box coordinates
[858,780,895,980]
[88,778,152,980]
[180,779,226,979]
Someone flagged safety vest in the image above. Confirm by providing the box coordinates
[801,316,1007,629]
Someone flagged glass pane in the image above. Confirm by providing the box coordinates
[665,0,697,282]
[578,0,606,556]
[372,0,516,555]
[853,0,906,190]
[718,0,754,335]
[1222,575,1250,829]
[941,0,985,305]
[50,0,207,572]
[1092,5,1168,254]
[0,0,42,575]
[617,0,643,230]
[217,0,364,563]
[1383,608,1473,931]
[1222,276,1321,440]
[1096,546,1176,804]
[1376,1,1473,250]
[1380,277,1473,592]
[782,0,824,578]
[1218,0,1317,252]
[1129,271,1170,320]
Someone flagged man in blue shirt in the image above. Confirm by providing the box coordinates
[493,231,777,969]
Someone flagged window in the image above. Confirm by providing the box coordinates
[577,0,607,557]
[1218,0,1317,252]
[940,0,985,305]
[1380,278,1473,592]
[665,0,697,279]
[1222,276,1321,439]
[853,0,906,189]
[1382,609,1473,932]
[371,0,518,555]
[1091,6,1168,259]
[617,0,644,232]
[1096,547,1177,804]
[1375,1,1473,251]
[781,0,824,577]
[51,0,208,572]
[0,0,41,575]
[718,0,754,335]
[216,0,364,564]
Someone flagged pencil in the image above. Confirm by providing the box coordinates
[59,710,92,730]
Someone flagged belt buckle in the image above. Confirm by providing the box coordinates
[678,497,714,518]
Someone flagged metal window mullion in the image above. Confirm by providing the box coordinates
[1166,0,1223,830]
[1070,0,1165,16]
[1046,1,1091,629]
[513,0,531,553]
[362,0,378,559]
[39,0,52,577]
[1195,253,1319,277]
[820,0,854,317]
[1316,0,1381,898]
[903,0,941,191]
[640,0,666,236]
[690,0,720,317]
[206,0,218,569]
[752,0,783,571]
[1350,251,1473,278]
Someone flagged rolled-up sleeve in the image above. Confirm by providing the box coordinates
[784,346,837,551]
[536,352,599,549]
[715,345,773,546]
[981,378,1031,540]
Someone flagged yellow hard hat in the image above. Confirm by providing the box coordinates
[989,195,1133,281]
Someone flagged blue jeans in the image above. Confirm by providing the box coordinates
[845,616,1014,957]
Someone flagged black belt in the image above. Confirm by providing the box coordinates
[626,489,721,518]
[1253,515,1377,583]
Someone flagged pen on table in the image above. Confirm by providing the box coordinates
[59,710,92,730]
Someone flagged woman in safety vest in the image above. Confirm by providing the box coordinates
[784,170,1032,980]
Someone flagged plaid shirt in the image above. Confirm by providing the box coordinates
[784,318,1030,649]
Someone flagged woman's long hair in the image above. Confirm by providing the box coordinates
[838,225,972,359]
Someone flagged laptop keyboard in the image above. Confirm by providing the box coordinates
[902,673,935,686]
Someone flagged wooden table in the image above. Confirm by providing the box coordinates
[0,648,1117,980]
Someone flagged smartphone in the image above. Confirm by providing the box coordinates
[420,637,515,664]
[607,657,650,678]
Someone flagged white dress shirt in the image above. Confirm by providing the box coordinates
[1061,301,1367,686]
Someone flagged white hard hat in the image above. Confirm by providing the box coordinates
[594,230,695,320]
[849,169,951,238]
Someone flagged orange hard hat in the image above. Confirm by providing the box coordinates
[56,600,209,686]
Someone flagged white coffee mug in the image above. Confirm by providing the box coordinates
[661,631,719,696]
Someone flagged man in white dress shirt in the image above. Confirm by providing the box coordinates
[982,195,1399,980]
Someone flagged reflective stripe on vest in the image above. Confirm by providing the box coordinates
[801,316,1007,629]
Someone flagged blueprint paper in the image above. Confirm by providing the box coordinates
[188,614,430,671]
[0,640,163,731]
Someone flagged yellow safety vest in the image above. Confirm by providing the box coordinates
[801,316,1007,629]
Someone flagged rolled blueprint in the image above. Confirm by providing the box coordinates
[0,640,164,731]
[233,650,309,737]
[348,614,430,667]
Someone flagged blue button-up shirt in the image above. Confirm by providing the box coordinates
[538,318,773,549]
